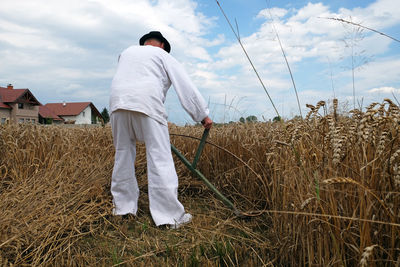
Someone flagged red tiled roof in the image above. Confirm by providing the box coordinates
[0,86,40,105]
[0,87,27,102]
[0,102,11,109]
[38,105,64,121]
[44,102,91,116]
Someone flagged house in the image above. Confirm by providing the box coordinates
[43,102,103,124]
[38,105,64,124]
[0,84,41,124]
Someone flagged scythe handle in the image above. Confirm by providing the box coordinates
[171,128,242,216]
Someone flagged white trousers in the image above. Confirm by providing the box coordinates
[110,109,186,226]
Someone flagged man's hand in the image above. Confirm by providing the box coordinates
[201,116,213,129]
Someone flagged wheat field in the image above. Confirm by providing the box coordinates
[0,99,399,266]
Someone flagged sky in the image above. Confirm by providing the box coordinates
[1,0,399,124]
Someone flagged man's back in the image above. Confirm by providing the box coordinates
[112,45,171,93]
[110,44,209,126]
[110,45,172,125]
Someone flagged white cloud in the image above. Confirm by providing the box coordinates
[349,0,400,29]
[357,57,400,89]
[257,7,288,19]
[222,0,398,68]
[184,46,211,61]
[368,86,399,94]
[290,2,330,22]
[192,0,400,120]
[0,0,217,113]
[0,0,399,122]
[204,34,225,47]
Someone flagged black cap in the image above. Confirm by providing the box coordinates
[139,31,171,53]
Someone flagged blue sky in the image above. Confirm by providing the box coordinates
[1,0,399,124]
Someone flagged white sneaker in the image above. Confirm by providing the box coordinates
[169,213,192,229]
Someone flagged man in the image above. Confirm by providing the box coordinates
[109,31,212,229]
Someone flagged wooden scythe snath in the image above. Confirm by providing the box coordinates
[171,129,242,216]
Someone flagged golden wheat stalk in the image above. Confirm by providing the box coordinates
[323,177,395,219]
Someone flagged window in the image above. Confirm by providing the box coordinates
[19,118,24,123]
[83,111,85,117]
[31,119,36,123]
[1,118,6,124]
[18,103,24,109]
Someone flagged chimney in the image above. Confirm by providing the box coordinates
[7,84,13,90]
[63,101,66,107]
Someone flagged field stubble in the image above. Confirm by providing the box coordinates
[0,99,399,266]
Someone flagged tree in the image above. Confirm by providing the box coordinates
[239,117,245,123]
[246,115,258,123]
[101,108,110,124]
[273,116,281,122]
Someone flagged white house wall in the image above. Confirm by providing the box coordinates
[62,106,92,124]
[76,106,92,124]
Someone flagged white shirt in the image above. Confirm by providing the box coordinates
[110,45,209,126]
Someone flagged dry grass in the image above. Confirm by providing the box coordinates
[0,98,399,266]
